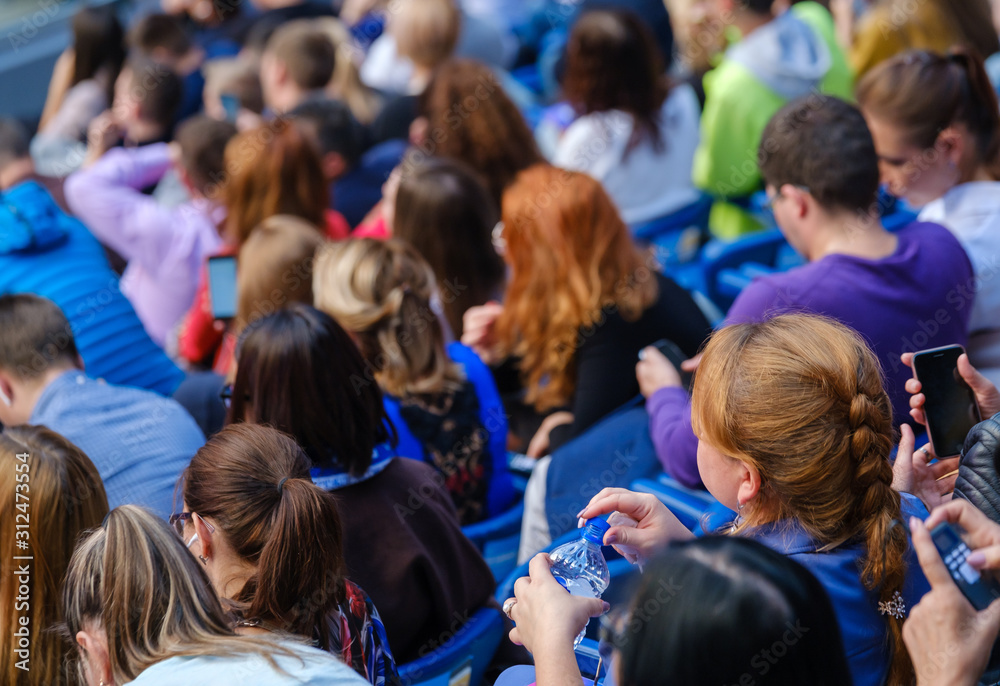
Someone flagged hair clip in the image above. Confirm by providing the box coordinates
[878,590,906,619]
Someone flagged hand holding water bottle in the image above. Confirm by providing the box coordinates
[579,487,694,567]
[506,553,609,655]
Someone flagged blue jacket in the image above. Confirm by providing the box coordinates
[0,181,183,395]
[747,493,930,686]
[382,342,515,517]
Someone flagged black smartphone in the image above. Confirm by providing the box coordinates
[912,345,980,458]
[207,255,238,321]
[647,338,694,391]
[930,521,1000,611]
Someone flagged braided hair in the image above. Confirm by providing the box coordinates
[692,314,912,686]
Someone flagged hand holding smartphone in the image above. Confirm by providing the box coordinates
[930,521,1000,611]
[912,345,981,458]
[644,338,694,391]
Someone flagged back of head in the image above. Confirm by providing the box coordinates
[174,116,237,198]
[61,505,240,685]
[857,48,1000,176]
[0,294,79,383]
[419,59,542,204]
[691,313,911,683]
[392,156,503,338]
[1,426,107,686]
[266,20,337,90]
[203,58,265,114]
[127,12,193,59]
[290,98,366,168]
[229,303,391,475]
[759,95,880,215]
[314,238,463,397]
[182,424,348,649]
[0,118,29,173]
[617,537,852,686]
[235,214,325,334]
[116,57,184,130]
[392,0,461,69]
[221,119,328,244]
[70,5,125,91]
[938,0,1000,62]
[563,10,667,151]
[496,164,656,411]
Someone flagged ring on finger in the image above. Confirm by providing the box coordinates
[503,597,517,620]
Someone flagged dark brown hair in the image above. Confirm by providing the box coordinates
[266,21,336,90]
[392,157,504,338]
[227,304,393,475]
[174,116,237,195]
[70,5,125,106]
[128,13,192,58]
[417,60,543,206]
[119,57,184,130]
[562,10,669,156]
[857,48,1000,178]
[219,118,329,245]
[758,95,880,213]
[0,295,79,381]
[181,424,348,648]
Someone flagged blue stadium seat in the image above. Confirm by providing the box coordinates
[700,228,790,312]
[631,193,714,268]
[397,606,506,686]
[462,500,525,582]
[630,474,734,535]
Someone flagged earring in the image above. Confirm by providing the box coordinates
[199,555,208,566]
[730,501,745,533]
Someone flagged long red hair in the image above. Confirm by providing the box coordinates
[495,164,657,411]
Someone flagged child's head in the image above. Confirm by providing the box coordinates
[173,115,238,199]
[692,313,912,684]
[261,20,336,113]
[112,57,183,134]
[290,99,366,181]
[390,0,461,71]
[128,13,195,67]
[313,238,464,397]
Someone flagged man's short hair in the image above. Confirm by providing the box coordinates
[290,99,365,169]
[128,13,193,58]
[174,116,238,196]
[0,118,29,171]
[121,57,183,129]
[758,95,880,214]
[0,295,79,381]
[265,21,336,90]
[742,0,775,14]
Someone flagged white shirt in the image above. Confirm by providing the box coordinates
[919,181,1000,386]
[553,82,702,225]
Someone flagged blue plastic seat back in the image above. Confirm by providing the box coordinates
[631,193,714,268]
[461,500,525,582]
[397,607,506,686]
[630,474,734,535]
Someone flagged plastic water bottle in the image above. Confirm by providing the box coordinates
[549,517,611,648]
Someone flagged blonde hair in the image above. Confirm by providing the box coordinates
[691,314,912,686]
[391,0,461,69]
[1,427,108,686]
[235,215,326,336]
[62,505,302,685]
[315,18,383,124]
[313,238,464,397]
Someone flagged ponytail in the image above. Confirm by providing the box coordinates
[182,424,349,650]
[857,48,1000,178]
[237,476,346,650]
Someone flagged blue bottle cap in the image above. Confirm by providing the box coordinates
[581,517,611,545]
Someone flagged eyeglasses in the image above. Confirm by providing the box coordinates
[219,384,249,409]
[492,221,506,256]
[168,512,215,538]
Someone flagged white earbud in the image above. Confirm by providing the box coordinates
[185,533,199,549]
[0,386,12,407]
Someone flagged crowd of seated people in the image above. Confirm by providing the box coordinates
[7,0,1000,684]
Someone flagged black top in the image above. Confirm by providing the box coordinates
[548,271,711,450]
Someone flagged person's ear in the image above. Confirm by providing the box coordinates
[736,461,762,507]
[176,165,199,197]
[192,513,215,560]
[937,127,964,169]
[409,116,429,147]
[0,374,14,407]
[782,184,809,220]
[76,627,112,686]
[322,151,348,181]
